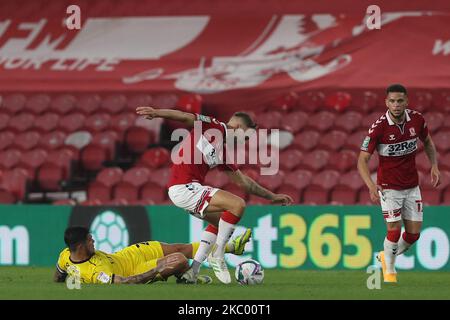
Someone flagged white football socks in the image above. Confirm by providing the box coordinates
[396,236,412,256]
[192,230,217,275]
[212,219,236,258]
[383,237,398,274]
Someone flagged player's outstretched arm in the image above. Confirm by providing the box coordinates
[423,134,441,187]
[136,106,196,126]
[226,170,293,205]
[357,151,382,203]
[53,269,67,283]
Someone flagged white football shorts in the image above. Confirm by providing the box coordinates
[168,182,219,219]
[379,186,423,223]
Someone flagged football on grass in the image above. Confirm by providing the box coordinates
[235,259,264,285]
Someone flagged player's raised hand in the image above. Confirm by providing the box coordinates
[136,106,158,120]
[431,165,441,188]
[271,194,293,206]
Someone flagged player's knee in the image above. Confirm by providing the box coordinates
[386,229,401,242]
[403,232,420,244]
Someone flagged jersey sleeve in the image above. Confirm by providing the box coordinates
[56,249,69,274]
[90,264,115,284]
[360,126,381,154]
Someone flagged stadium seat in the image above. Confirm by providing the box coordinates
[122,167,151,188]
[2,94,26,114]
[349,90,379,113]
[441,152,450,171]
[8,113,35,132]
[443,187,450,205]
[276,185,301,203]
[292,130,320,151]
[176,94,202,114]
[13,131,41,150]
[111,112,137,139]
[0,114,10,131]
[256,111,283,129]
[284,169,313,190]
[80,199,103,206]
[330,185,358,204]
[432,130,450,153]
[80,144,108,171]
[47,149,74,178]
[338,170,365,191]
[53,199,77,205]
[37,163,65,191]
[328,150,358,172]
[39,131,67,150]
[423,112,444,133]
[305,111,335,132]
[153,93,178,108]
[0,189,16,203]
[298,91,325,113]
[302,186,329,204]
[113,181,139,202]
[88,181,112,202]
[310,170,340,191]
[433,91,450,114]
[279,149,303,171]
[357,189,373,205]
[280,111,308,133]
[100,94,127,114]
[140,183,166,203]
[421,188,442,205]
[59,113,86,133]
[50,94,76,115]
[125,126,155,154]
[0,149,22,170]
[148,167,171,188]
[223,183,247,201]
[409,91,432,113]
[258,170,285,190]
[92,131,118,161]
[272,92,298,112]
[35,112,60,132]
[0,131,14,151]
[84,113,111,133]
[334,111,363,133]
[126,94,152,112]
[317,130,347,151]
[205,169,229,188]
[76,94,101,115]
[0,168,29,200]
[25,94,50,114]
[59,145,80,162]
[19,148,48,172]
[324,91,351,112]
[138,147,170,169]
[298,150,330,171]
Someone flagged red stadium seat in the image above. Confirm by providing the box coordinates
[96,167,124,188]
[50,94,76,115]
[335,111,363,133]
[276,185,301,203]
[8,113,35,132]
[39,131,67,150]
[148,168,171,188]
[441,152,450,171]
[80,144,108,171]
[409,91,432,113]
[222,183,247,201]
[298,150,330,171]
[53,199,77,205]
[88,181,112,202]
[338,170,365,191]
[280,111,308,133]
[279,149,303,171]
[113,181,139,202]
[13,131,41,150]
[292,130,320,151]
[272,92,298,112]
[59,113,86,133]
[318,130,347,151]
[205,169,229,188]
[349,90,379,113]
[357,189,373,205]
[2,94,26,114]
[140,183,166,203]
[256,111,283,129]
[305,111,335,132]
[84,113,111,133]
[125,126,155,154]
[25,94,50,114]
[76,94,101,115]
[0,189,17,203]
[37,163,65,191]
[80,199,104,206]
[127,94,152,112]
[176,94,202,114]
[433,91,450,114]
[35,113,60,132]
[100,94,127,114]
[298,91,325,113]
[122,167,151,188]
[19,148,48,171]
[284,169,313,190]
[59,145,80,162]
[47,149,74,178]
[0,114,10,131]
[258,170,285,190]
[111,113,137,139]
[153,93,178,108]
[302,186,328,204]
[330,186,358,205]
[0,149,22,170]
[433,130,450,153]
[421,188,442,205]
[310,170,340,191]
[325,91,351,112]
[0,168,29,200]
[443,187,450,205]
[0,131,14,151]
[423,112,444,133]
[138,147,170,169]
[328,150,358,172]
[92,131,118,161]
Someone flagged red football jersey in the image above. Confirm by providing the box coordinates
[167,114,238,187]
[361,109,429,190]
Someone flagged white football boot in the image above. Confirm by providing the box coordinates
[208,246,231,284]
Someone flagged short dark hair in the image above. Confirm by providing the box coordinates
[386,84,407,96]
[64,226,89,252]
[233,112,257,129]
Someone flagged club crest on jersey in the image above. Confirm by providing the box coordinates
[389,134,396,141]
[409,128,416,137]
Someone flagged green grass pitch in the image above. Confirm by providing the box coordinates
[1,267,449,300]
